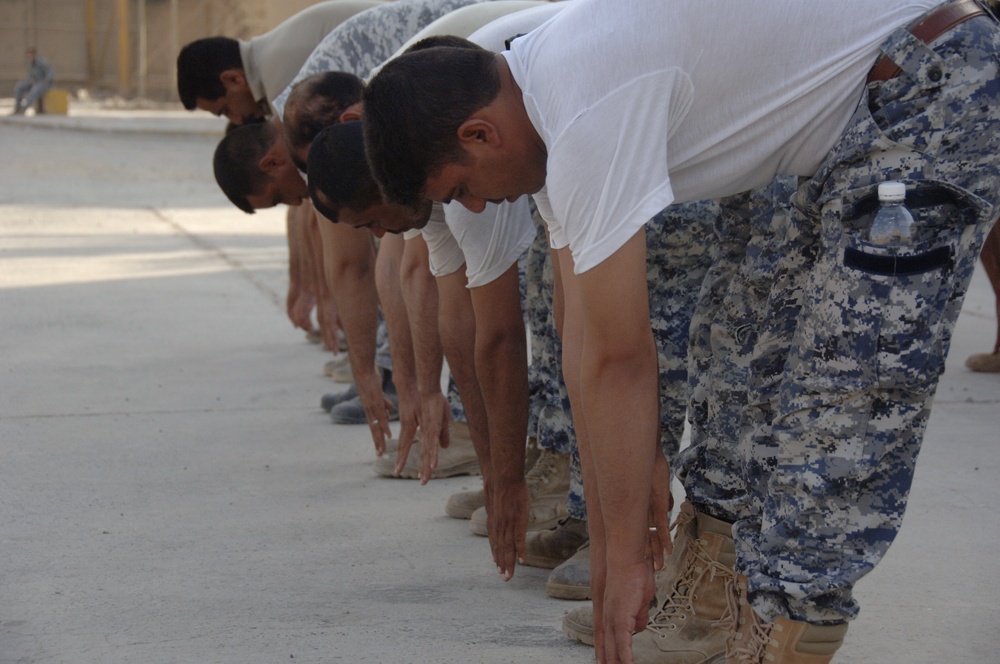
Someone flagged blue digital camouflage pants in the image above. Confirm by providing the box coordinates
[524,215,580,510]
[682,12,1000,624]
[676,177,797,523]
[525,205,716,521]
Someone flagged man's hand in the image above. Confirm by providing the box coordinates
[390,387,420,475]
[316,299,343,352]
[489,476,529,580]
[601,557,656,664]
[407,391,451,483]
[290,290,316,332]
[355,371,392,457]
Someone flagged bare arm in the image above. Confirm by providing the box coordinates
[562,231,660,664]
[305,206,342,352]
[398,235,447,479]
[286,204,316,332]
[315,216,389,455]
[435,269,492,488]
[375,234,420,457]
[469,263,530,580]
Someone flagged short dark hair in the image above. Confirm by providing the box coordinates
[405,34,478,52]
[307,122,382,222]
[177,37,242,109]
[284,71,365,171]
[212,121,279,214]
[362,39,500,209]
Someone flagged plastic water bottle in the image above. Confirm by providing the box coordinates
[868,181,913,245]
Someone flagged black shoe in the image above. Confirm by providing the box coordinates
[320,383,358,412]
[330,393,399,424]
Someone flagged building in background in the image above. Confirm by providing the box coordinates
[1,0,322,102]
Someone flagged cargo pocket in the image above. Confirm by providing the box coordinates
[787,180,989,395]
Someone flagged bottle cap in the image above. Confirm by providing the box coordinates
[877,181,906,201]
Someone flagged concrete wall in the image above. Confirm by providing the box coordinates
[1,0,321,102]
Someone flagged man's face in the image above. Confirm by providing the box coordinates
[339,200,434,237]
[197,89,262,125]
[245,169,309,211]
[195,72,262,125]
[422,148,540,214]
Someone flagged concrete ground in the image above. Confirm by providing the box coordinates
[0,104,998,664]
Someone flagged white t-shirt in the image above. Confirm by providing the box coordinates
[468,2,564,52]
[445,198,535,287]
[371,0,546,78]
[502,0,939,273]
[240,0,385,110]
[417,204,465,278]
[413,199,535,289]
[400,2,561,287]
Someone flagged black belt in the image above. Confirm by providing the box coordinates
[868,0,987,83]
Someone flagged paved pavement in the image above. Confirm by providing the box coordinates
[1,103,999,664]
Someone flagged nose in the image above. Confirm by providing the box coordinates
[457,195,487,214]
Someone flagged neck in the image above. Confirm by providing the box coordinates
[495,54,548,184]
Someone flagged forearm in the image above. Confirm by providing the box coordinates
[375,234,418,403]
[286,207,305,296]
[316,219,380,388]
[469,265,529,487]
[436,270,492,478]
[575,232,660,565]
[582,333,659,563]
[400,237,445,403]
[293,202,322,297]
[301,203,323,301]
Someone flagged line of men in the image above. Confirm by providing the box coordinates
[179,1,1000,663]
[178,0,617,617]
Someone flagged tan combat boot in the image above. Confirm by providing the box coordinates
[447,436,540,519]
[725,576,848,664]
[374,421,481,479]
[562,602,596,646]
[630,501,737,664]
[469,448,570,536]
[445,487,486,519]
[524,516,588,568]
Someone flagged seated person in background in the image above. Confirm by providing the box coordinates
[12,48,54,116]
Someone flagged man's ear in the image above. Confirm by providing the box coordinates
[456,118,501,147]
[219,69,248,91]
[338,102,363,123]
[258,148,286,175]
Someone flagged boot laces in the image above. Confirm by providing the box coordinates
[648,508,729,630]
[524,450,559,495]
[724,576,775,664]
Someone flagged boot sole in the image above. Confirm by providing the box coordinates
[332,411,399,425]
[469,510,563,538]
[444,505,477,519]
[444,497,485,519]
[523,552,573,569]
[546,579,591,600]
[375,459,481,480]
[561,621,595,647]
